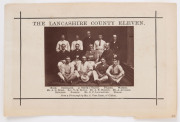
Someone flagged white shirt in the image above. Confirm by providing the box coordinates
[71,40,83,51]
[58,62,63,67]
[106,64,124,76]
[57,61,65,72]
[56,40,70,52]
[61,63,75,74]
[71,60,81,68]
[94,40,106,50]
[77,61,92,73]
[87,61,95,69]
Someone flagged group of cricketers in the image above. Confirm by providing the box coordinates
[56,31,125,85]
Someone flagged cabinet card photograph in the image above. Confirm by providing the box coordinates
[4,3,177,118]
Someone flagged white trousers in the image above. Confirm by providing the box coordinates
[93,70,108,82]
[58,72,77,82]
[109,74,124,83]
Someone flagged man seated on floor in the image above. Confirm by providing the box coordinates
[87,56,96,70]
[106,58,125,85]
[77,56,93,82]
[93,57,109,85]
[57,59,66,73]
[71,55,81,70]
[58,56,77,84]
[113,53,120,64]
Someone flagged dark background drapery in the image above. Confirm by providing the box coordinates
[45,26,134,84]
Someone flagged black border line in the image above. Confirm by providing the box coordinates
[16,11,162,106]
[13,98,164,100]
[155,11,158,105]
[19,11,22,106]
[14,17,163,19]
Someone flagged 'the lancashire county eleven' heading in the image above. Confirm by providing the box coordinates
[32,20,145,26]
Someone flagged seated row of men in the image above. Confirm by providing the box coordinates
[57,56,125,85]
[58,42,117,66]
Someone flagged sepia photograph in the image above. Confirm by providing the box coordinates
[3,3,177,118]
[45,26,134,86]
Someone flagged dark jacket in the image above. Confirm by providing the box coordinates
[100,49,114,65]
[83,36,94,53]
[71,50,83,60]
[85,50,98,61]
[110,40,120,54]
[57,50,70,61]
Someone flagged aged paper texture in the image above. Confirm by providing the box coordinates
[4,3,177,118]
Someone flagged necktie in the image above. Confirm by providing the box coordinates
[112,65,115,74]
[99,40,101,46]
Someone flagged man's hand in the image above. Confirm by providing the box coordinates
[78,71,83,75]
[98,73,104,78]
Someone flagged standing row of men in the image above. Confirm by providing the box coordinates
[56,31,124,85]
[56,31,120,58]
